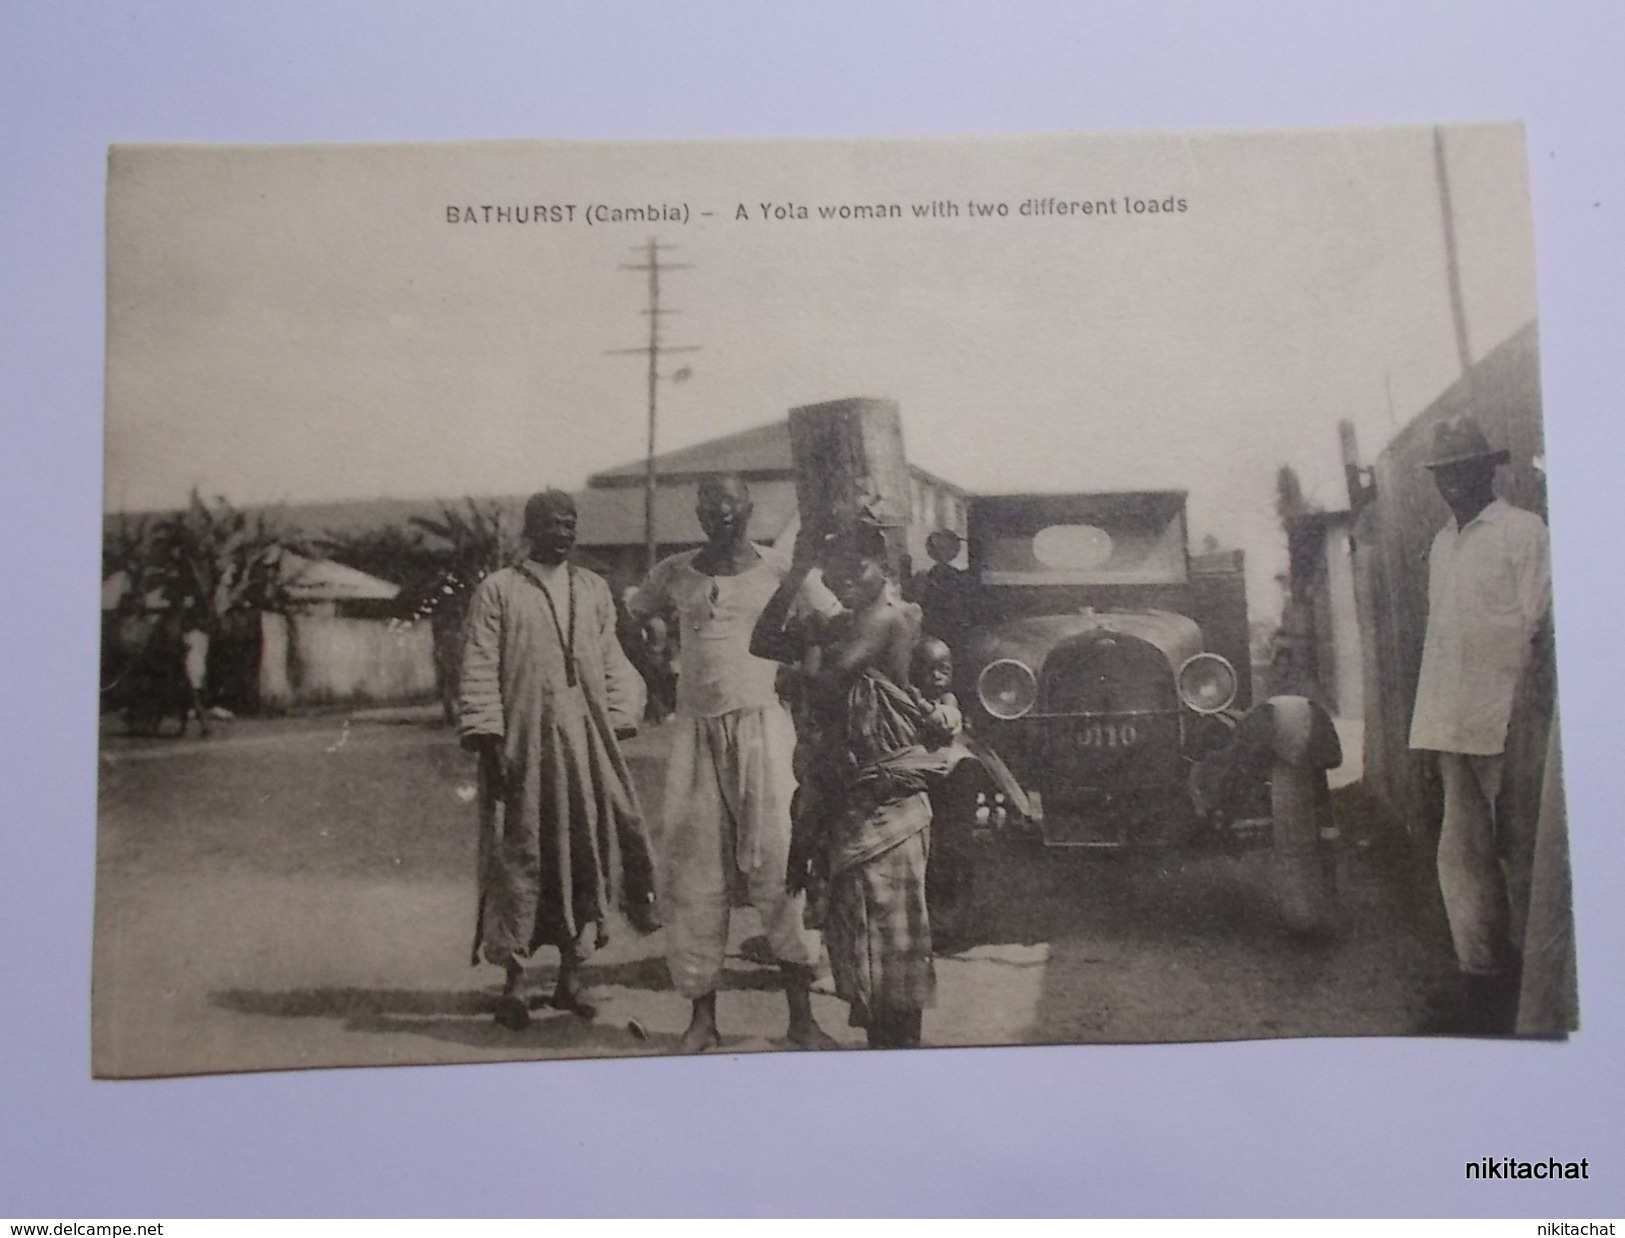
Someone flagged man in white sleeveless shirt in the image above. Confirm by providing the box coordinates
[631,474,837,1052]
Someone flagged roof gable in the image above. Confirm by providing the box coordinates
[589,421,792,486]
[102,551,400,610]
[587,418,968,498]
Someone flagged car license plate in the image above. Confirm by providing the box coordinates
[1073,718,1142,750]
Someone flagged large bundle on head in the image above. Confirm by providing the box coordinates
[787,397,912,576]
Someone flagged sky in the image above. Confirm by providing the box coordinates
[104,123,1538,614]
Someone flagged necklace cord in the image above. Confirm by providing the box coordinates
[517,563,577,688]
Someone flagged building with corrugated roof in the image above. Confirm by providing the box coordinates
[576,420,969,591]
[101,550,401,617]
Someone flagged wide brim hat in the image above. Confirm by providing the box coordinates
[1422,414,1511,470]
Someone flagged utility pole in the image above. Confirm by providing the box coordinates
[1433,126,1472,376]
[608,238,700,575]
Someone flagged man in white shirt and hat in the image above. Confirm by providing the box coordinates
[1408,414,1552,1034]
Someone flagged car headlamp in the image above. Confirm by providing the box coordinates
[1176,652,1238,714]
[978,658,1038,720]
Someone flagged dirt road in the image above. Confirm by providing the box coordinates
[93,710,1465,1077]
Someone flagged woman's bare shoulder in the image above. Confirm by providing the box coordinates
[885,598,924,643]
[839,599,918,664]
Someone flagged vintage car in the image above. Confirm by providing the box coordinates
[927,490,1342,933]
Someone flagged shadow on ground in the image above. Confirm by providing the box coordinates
[936,782,1469,1042]
[205,944,806,1057]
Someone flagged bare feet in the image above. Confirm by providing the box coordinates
[782,963,836,1049]
[494,959,530,1030]
[865,1007,923,1049]
[493,995,530,1030]
[676,994,720,1054]
[676,1026,721,1054]
[787,1020,839,1050]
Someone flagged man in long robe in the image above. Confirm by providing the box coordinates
[459,489,658,1029]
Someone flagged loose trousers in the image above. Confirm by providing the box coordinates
[660,703,821,998]
[1436,752,1533,976]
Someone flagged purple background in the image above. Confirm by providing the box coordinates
[3,1,1623,1218]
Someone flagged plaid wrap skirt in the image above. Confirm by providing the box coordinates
[825,791,936,1027]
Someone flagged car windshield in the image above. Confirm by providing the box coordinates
[978,506,1188,586]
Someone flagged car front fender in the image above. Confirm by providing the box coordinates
[1191,694,1341,817]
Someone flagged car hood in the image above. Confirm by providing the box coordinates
[966,608,1203,671]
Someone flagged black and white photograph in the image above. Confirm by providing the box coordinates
[95,122,1573,1079]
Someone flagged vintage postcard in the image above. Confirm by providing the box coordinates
[97,123,1573,1078]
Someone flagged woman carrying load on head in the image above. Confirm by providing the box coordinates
[752,516,950,1049]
